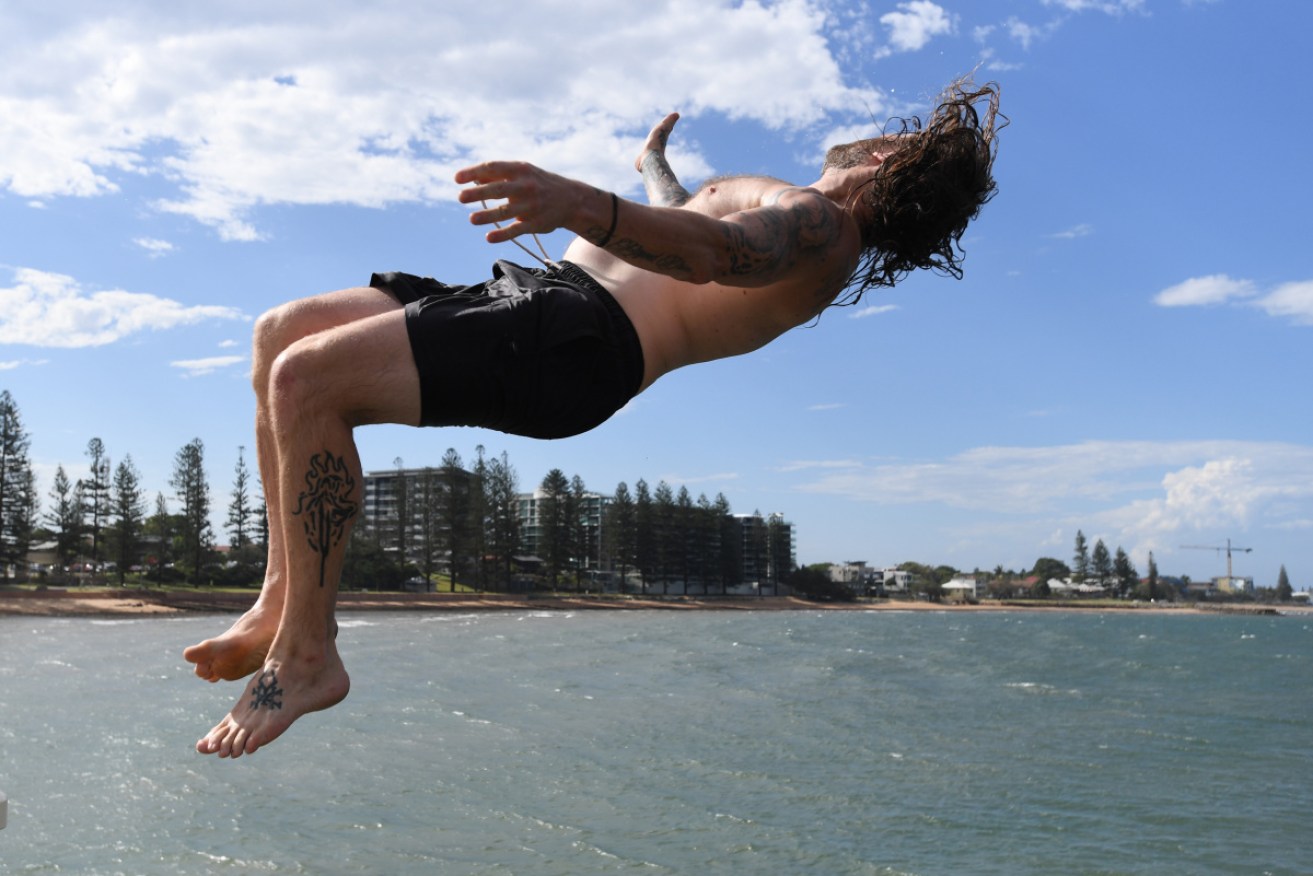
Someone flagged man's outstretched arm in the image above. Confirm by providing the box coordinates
[455,163,850,289]
[635,112,690,207]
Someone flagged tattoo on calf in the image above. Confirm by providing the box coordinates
[250,669,284,711]
[291,451,358,587]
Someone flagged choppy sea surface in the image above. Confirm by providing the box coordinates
[1,609,1309,875]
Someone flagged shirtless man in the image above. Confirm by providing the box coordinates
[186,79,1000,757]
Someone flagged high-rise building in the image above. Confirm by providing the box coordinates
[733,511,795,594]
[361,465,477,574]
[517,486,609,582]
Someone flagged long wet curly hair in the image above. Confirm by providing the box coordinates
[837,78,1003,306]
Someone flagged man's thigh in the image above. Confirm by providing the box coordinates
[282,306,423,429]
[262,286,405,353]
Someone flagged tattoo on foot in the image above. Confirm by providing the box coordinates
[292,451,359,587]
[250,669,284,710]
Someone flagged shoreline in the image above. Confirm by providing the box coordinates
[1,587,1305,619]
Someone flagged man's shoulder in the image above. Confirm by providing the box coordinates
[761,186,856,252]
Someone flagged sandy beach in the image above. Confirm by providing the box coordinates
[2,586,1303,618]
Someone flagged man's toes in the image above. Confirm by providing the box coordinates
[227,728,250,759]
[198,729,222,755]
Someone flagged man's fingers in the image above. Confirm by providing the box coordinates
[459,178,521,204]
[466,200,511,226]
[454,160,522,185]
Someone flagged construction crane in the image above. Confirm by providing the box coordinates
[1180,538,1253,582]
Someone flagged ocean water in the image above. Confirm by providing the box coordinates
[0,609,1309,875]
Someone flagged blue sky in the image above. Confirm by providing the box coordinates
[2,0,1310,587]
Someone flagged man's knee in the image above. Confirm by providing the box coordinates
[252,301,305,363]
[267,337,333,423]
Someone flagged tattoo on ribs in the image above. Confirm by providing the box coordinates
[291,451,358,587]
[250,669,284,711]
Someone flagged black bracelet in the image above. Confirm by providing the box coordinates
[597,192,619,247]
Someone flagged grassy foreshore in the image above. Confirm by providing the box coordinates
[1,586,1303,618]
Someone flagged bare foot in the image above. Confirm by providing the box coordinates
[196,643,350,758]
[183,600,281,682]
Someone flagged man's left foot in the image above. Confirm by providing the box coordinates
[183,599,281,682]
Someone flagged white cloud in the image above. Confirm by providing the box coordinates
[876,1,955,58]
[0,267,247,347]
[792,439,1313,518]
[790,440,1313,575]
[656,472,741,488]
[850,303,898,319]
[0,359,48,371]
[1049,223,1093,240]
[1005,17,1049,50]
[1153,274,1256,308]
[1042,0,1145,14]
[0,2,881,240]
[776,458,867,473]
[134,237,176,257]
[807,403,846,411]
[171,355,246,378]
[1255,280,1313,326]
[1118,458,1257,538]
[1154,274,1313,326]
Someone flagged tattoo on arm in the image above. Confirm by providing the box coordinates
[724,194,844,278]
[250,669,284,710]
[610,237,697,280]
[605,189,843,286]
[291,451,359,588]
[640,151,690,207]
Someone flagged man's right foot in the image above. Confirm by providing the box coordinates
[183,601,280,682]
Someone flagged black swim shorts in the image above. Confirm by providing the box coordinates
[369,260,644,440]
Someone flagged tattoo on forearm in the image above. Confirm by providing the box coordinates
[250,669,284,710]
[291,451,358,587]
[610,238,696,280]
[640,151,690,207]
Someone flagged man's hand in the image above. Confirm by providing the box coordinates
[635,112,690,208]
[635,112,680,173]
[456,160,616,248]
[455,161,582,245]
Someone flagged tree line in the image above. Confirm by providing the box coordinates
[1,390,267,585]
[3,388,791,593]
[351,451,793,595]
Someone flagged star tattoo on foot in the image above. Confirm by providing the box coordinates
[250,669,284,711]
